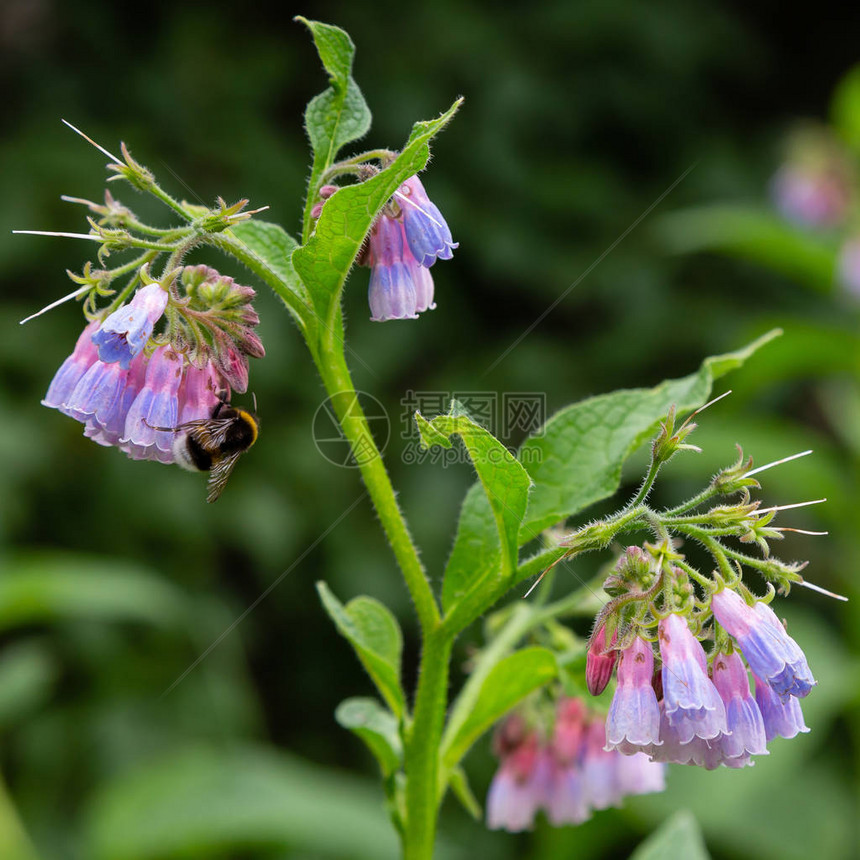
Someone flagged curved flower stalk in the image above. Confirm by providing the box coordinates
[573,420,825,774]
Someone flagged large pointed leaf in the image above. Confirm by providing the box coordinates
[317,583,405,718]
[293,98,462,329]
[519,329,780,538]
[416,404,532,613]
[229,219,307,297]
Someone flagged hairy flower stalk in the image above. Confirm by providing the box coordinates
[572,426,823,773]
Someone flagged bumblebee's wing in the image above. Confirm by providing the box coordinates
[180,417,238,450]
[205,450,243,503]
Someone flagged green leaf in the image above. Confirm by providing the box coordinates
[439,333,780,626]
[335,697,402,777]
[441,647,556,770]
[0,640,57,731]
[448,766,482,821]
[0,552,186,632]
[416,404,532,613]
[299,18,371,175]
[518,329,781,540]
[831,64,860,154]
[293,98,462,328]
[630,811,711,860]
[317,583,405,718]
[653,205,837,291]
[229,220,307,301]
[83,744,400,860]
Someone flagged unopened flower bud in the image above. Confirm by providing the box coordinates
[585,622,617,696]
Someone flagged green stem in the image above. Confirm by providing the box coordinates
[403,630,452,860]
[627,456,662,508]
[144,183,195,222]
[314,335,439,632]
[663,485,719,516]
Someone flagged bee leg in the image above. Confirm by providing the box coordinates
[142,418,178,432]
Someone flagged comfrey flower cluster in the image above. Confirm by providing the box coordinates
[486,697,665,832]
[43,265,263,465]
[589,551,813,771]
[313,172,457,321]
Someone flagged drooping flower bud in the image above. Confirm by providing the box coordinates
[753,674,810,742]
[585,622,617,696]
[362,173,455,321]
[120,346,183,463]
[486,728,546,832]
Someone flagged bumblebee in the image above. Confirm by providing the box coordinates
[171,399,259,503]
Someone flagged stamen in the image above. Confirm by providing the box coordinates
[392,189,447,230]
[226,205,270,221]
[691,389,732,417]
[756,498,826,514]
[746,449,813,478]
[796,579,848,602]
[19,284,92,324]
[773,527,829,536]
[60,195,99,208]
[13,230,101,241]
[61,119,122,164]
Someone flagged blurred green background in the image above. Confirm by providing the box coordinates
[1,1,858,858]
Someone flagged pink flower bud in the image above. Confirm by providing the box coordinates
[586,623,617,696]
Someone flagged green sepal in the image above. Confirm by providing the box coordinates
[316,582,406,719]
